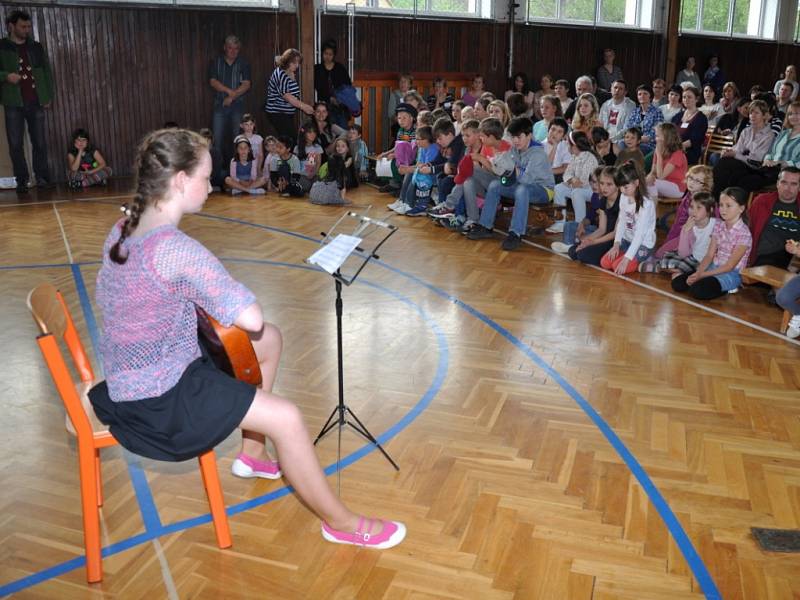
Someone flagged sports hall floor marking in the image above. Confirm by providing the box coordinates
[0,204,721,599]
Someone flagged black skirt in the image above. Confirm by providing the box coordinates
[89,354,256,462]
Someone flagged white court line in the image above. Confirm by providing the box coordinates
[514,232,800,348]
[52,203,74,264]
[151,538,180,600]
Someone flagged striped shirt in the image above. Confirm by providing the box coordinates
[265,67,300,115]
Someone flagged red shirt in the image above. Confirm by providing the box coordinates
[663,151,688,192]
[16,43,39,105]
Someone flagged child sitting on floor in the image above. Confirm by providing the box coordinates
[671,187,752,299]
[225,137,266,195]
[600,161,656,274]
[262,136,280,191]
[66,128,112,189]
[639,191,716,275]
[295,122,324,193]
[271,135,304,197]
[239,113,264,175]
[310,154,349,206]
[347,124,369,179]
[656,165,714,257]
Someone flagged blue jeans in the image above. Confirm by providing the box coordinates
[212,103,244,165]
[777,275,800,315]
[563,222,597,244]
[437,174,455,205]
[553,181,592,223]
[479,180,550,235]
[4,103,51,185]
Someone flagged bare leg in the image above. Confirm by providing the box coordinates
[241,323,282,459]
[239,390,359,532]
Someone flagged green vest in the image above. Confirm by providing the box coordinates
[0,37,54,107]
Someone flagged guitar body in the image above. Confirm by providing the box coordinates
[196,307,263,387]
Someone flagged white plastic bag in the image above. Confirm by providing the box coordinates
[375,157,393,178]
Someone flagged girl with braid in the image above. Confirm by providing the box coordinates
[88,128,406,549]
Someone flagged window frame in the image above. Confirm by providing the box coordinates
[524,0,655,30]
[322,0,493,20]
[679,0,778,40]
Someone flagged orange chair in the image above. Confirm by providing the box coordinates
[27,283,232,583]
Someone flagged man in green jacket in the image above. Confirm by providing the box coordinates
[1,10,54,193]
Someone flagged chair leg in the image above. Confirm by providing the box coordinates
[95,449,103,507]
[198,451,232,549]
[79,443,103,583]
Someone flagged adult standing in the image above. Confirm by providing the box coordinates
[1,10,53,194]
[773,65,799,101]
[264,48,313,144]
[208,35,251,166]
[675,56,701,91]
[596,49,623,93]
[313,39,352,129]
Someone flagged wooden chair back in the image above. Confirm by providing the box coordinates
[702,132,735,164]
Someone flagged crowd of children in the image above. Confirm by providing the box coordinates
[361,71,799,338]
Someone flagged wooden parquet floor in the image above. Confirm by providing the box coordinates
[0,182,799,599]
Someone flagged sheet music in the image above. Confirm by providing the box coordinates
[307,234,363,274]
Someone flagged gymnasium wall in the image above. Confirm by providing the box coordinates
[3,3,800,180]
[0,4,296,179]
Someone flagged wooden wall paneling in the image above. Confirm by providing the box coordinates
[0,4,298,179]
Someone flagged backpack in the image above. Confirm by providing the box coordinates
[334,84,362,117]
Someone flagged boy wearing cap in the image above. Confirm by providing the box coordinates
[377,102,417,193]
[466,117,554,250]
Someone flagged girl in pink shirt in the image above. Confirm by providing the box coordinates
[671,186,752,299]
[89,128,406,550]
[646,123,687,199]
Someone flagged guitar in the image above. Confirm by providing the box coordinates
[196,307,262,387]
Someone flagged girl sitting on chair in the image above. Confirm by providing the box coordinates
[88,128,406,550]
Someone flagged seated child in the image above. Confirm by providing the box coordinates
[391,126,440,215]
[200,128,225,191]
[330,136,360,191]
[656,165,714,257]
[262,136,280,191]
[225,137,266,195]
[542,118,571,183]
[671,187,752,299]
[465,117,554,251]
[452,100,465,135]
[429,119,483,232]
[347,124,369,179]
[645,122,687,200]
[270,135,304,197]
[615,127,646,172]
[310,154,349,206]
[426,117,466,217]
[592,126,617,166]
[552,166,623,266]
[459,118,513,231]
[600,161,656,274]
[295,122,324,193]
[66,128,112,189]
[239,113,264,174]
[547,130,600,233]
[377,103,418,193]
[639,191,716,275]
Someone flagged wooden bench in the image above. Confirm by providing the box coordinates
[740,265,796,333]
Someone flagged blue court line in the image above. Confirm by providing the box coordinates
[196,212,721,600]
[0,261,448,596]
[70,265,164,534]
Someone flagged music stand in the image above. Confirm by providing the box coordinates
[305,210,400,488]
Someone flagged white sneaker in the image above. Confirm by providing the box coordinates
[728,287,739,294]
[231,189,242,195]
[551,241,572,254]
[387,199,403,211]
[787,315,800,339]
[546,220,566,234]
[248,187,266,195]
[392,203,410,215]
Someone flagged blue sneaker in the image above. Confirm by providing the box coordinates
[405,203,430,217]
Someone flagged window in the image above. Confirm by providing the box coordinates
[526,0,653,28]
[323,0,492,19]
[680,0,778,38]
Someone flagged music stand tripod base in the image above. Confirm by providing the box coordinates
[306,211,400,473]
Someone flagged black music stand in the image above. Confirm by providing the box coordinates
[305,211,400,487]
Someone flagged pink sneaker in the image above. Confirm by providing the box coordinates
[321,516,406,549]
[231,452,282,480]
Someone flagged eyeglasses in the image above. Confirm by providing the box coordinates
[687,176,704,184]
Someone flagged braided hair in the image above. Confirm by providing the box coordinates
[110,128,208,264]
